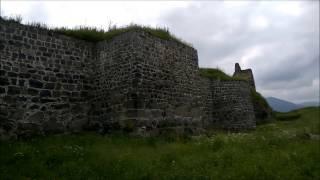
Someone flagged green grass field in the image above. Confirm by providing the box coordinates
[0,107,319,179]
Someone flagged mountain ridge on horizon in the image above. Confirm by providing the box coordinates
[266,96,319,112]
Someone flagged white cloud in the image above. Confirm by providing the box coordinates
[223,1,251,8]
[1,1,191,29]
[240,46,263,67]
[249,16,269,30]
[260,77,319,103]
[274,1,303,17]
[1,0,319,104]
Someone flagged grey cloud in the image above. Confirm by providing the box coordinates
[24,2,48,24]
[158,1,319,103]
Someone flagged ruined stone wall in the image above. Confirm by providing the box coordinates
[233,63,255,90]
[132,31,204,134]
[198,77,213,128]
[0,20,94,139]
[0,20,258,139]
[201,78,256,130]
[233,63,271,123]
[210,80,255,130]
[89,32,139,132]
[90,30,204,134]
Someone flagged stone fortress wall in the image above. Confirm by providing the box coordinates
[207,80,255,130]
[0,19,258,139]
[198,77,255,131]
[0,20,95,139]
[90,31,204,134]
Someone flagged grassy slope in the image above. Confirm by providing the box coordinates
[0,16,190,46]
[199,68,245,81]
[54,25,189,45]
[0,107,319,179]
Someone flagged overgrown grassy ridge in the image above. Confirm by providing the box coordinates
[54,25,188,45]
[251,90,269,108]
[199,68,245,81]
[0,15,190,45]
[1,108,319,179]
[251,90,272,118]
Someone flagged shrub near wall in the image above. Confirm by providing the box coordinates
[251,90,273,124]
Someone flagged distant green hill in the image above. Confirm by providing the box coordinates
[1,107,319,179]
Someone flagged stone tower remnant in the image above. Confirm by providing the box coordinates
[233,63,256,90]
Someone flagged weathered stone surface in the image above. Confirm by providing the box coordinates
[69,115,88,133]
[17,122,41,138]
[7,86,20,95]
[89,30,204,134]
[0,19,93,139]
[28,88,39,95]
[43,117,64,134]
[0,87,5,94]
[233,63,256,90]
[26,112,45,124]
[0,77,10,85]
[51,103,69,109]
[40,90,51,97]
[233,63,272,123]
[210,80,256,130]
[29,79,43,88]
[44,83,55,89]
[40,98,57,103]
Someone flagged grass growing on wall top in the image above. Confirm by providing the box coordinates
[0,15,23,23]
[0,107,319,179]
[0,15,191,46]
[251,90,270,110]
[199,68,233,80]
[199,68,245,81]
[54,24,188,45]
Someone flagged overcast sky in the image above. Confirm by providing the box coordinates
[1,0,319,104]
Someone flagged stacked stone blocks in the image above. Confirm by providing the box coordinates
[0,19,256,139]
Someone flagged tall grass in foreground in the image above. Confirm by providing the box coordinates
[0,107,319,179]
